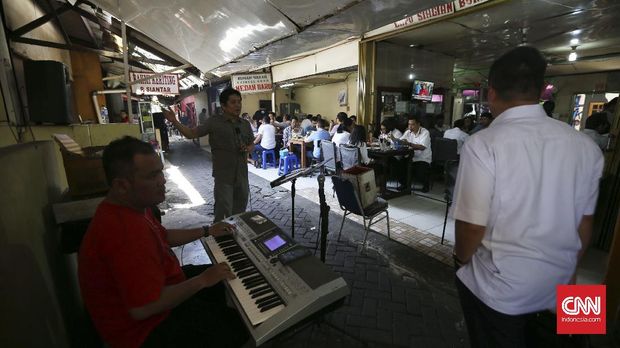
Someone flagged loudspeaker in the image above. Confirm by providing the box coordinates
[259,99,272,112]
[24,60,75,124]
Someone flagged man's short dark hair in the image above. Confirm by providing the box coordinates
[201,108,207,113]
[268,112,276,117]
[336,112,348,123]
[480,112,492,119]
[102,136,155,185]
[317,119,328,129]
[349,115,357,121]
[219,88,241,105]
[263,115,271,123]
[311,116,318,122]
[408,115,421,124]
[488,46,547,101]
[454,119,465,129]
[291,115,298,121]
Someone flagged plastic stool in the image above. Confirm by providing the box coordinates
[278,154,299,175]
[262,149,277,169]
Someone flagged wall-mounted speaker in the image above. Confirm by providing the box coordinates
[24,60,75,124]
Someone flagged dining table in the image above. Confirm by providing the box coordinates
[289,138,308,168]
[367,145,416,199]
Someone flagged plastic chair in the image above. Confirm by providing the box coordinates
[320,140,338,174]
[278,154,299,175]
[332,176,390,250]
[441,160,459,244]
[339,144,360,171]
[262,149,277,169]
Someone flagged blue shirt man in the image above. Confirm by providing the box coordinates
[304,119,331,159]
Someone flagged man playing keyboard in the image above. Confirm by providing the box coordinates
[78,136,249,348]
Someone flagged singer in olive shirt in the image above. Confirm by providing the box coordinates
[163,89,254,221]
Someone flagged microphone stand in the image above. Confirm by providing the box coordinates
[317,165,330,263]
[290,178,296,238]
[270,160,331,255]
[270,164,316,239]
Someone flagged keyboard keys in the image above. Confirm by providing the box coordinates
[205,235,285,326]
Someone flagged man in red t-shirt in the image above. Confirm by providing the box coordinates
[79,136,248,348]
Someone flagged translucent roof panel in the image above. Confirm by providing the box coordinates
[90,0,299,72]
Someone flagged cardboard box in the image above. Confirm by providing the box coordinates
[53,134,108,198]
[342,166,377,208]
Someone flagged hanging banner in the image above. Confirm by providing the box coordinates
[130,72,180,95]
[231,73,273,94]
[454,0,489,11]
[394,2,455,29]
[365,0,490,38]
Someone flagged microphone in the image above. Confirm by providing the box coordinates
[235,127,245,154]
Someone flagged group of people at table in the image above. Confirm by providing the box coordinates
[242,108,493,193]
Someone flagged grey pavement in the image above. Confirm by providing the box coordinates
[161,139,468,348]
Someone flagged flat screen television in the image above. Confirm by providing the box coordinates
[412,80,434,101]
[431,94,443,103]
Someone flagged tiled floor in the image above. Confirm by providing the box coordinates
[161,139,613,347]
[246,163,609,275]
[163,141,470,347]
[248,164,456,265]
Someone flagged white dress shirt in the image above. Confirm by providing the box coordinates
[257,124,276,149]
[400,127,432,163]
[452,104,604,315]
[332,131,350,160]
[443,127,470,154]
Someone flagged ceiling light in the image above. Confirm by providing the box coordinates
[280,82,295,88]
[568,45,579,62]
[408,73,415,80]
[568,52,577,62]
[570,38,579,45]
[409,44,416,48]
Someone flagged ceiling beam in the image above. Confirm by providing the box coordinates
[9,2,73,38]
[10,36,123,59]
[45,0,72,45]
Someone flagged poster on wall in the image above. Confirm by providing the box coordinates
[130,72,180,95]
[232,73,273,94]
[338,89,348,106]
[179,95,197,128]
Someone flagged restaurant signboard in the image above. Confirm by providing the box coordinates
[130,72,180,95]
[232,73,273,94]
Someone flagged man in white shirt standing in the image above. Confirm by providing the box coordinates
[452,46,603,346]
[443,118,470,154]
[252,116,277,166]
[398,116,432,192]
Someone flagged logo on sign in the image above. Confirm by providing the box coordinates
[561,296,600,315]
[556,285,606,334]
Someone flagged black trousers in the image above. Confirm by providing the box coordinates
[142,265,249,348]
[455,277,585,348]
[410,161,430,189]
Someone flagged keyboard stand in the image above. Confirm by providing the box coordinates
[264,299,366,347]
